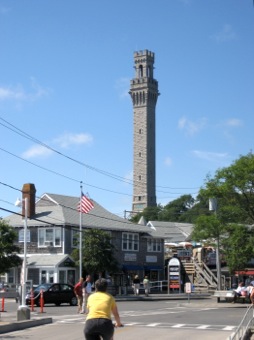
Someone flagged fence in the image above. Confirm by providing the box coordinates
[228,305,254,340]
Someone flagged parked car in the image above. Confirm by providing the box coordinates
[25,283,77,306]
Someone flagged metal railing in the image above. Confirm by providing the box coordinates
[228,305,254,340]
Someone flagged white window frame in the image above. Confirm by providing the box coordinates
[122,232,139,251]
[38,227,61,247]
[147,238,162,252]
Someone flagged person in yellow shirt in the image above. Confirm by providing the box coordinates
[84,278,123,340]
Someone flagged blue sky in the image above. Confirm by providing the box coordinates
[0,0,254,219]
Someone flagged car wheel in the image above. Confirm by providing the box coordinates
[70,296,77,306]
[55,302,61,306]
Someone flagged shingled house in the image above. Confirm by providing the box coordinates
[3,183,165,287]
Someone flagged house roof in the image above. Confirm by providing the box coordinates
[25,254,74,267]
[145,221,194,243]
[4,193,151,234]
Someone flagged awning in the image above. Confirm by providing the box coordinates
[235,270,254,276]
[144,265,163,270]
[122,265,144,271]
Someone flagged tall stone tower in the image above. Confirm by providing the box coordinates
[129,50,159,213]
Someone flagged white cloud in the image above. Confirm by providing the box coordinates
[192,150,228,162]
[53,133,93,148]
[224,118,243,127]
[22,132,93,159]
[0,78,49,102]
[178,116,206,136]
[211,24,237,43]
[164,157,173,167]
[22,145,53,159]
[115,77,130,99]
[0,86,26,101]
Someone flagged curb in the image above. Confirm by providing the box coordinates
[0,317,52,334]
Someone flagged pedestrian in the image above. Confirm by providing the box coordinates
[84,278,123,340]
[133,275,140,295]
[81,274,92,314]
[232,281,245,303]
[74,277,84,313]
[143,276,150,296]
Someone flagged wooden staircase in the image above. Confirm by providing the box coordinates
[182,257,218,292]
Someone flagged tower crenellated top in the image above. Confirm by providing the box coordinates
[133,50,156,80]
[134,50,154,59]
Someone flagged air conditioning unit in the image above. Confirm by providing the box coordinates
[44,241,53,247]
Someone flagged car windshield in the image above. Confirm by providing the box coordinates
[34,283,52,292]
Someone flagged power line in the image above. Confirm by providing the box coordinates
[0,116,200,192]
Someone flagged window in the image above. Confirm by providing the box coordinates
[38,227,61,247]
[71,230,79,248]
[147,238,161,252]
[122,233,139,251]
[139,65,143,78]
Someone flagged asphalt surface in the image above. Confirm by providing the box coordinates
[0,293,252,339]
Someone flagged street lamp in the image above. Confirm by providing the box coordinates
[209,198,222,290]
[15,197,30,320]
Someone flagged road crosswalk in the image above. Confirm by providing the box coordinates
[54,315,237,332]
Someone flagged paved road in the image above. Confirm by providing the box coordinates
[0,297,249,339]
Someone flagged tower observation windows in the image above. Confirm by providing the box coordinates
[138,65,143,78]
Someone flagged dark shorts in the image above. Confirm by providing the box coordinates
[84,318,114,340]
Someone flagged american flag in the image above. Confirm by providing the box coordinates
[77,192,94,213]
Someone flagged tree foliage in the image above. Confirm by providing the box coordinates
[221,224,254,274]
[130,205,162,223]
[72,228,119,275]
[191,152,254,272]
[200,152,254,224]
[0,220,22,274]
[159,194,195,222]
[191,214,224,242]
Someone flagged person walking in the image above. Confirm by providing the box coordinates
[81,274,92,314]
[84,278,123,340]
[143,276,150,296]
[133,275,140,296]
[74,277,84,313]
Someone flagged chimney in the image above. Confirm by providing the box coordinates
[22,183,36,218]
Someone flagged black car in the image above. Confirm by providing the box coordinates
[26,283,77,306]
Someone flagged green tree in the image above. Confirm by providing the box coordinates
[222,224,254,274]
[130,205,162,223]
[0,220,22,274]
[200,152,254,224]
[159,194,195,222]
[192,152,254,275]
[191,214,224,244]
[72,229,119,275]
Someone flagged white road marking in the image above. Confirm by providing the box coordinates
[197,325,210,329]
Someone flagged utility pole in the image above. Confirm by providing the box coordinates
[209,198,222,290]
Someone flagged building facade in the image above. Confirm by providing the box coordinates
[3,183,165,287]
[129,50,159,213]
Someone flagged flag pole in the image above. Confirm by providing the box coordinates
[79,182,83,278]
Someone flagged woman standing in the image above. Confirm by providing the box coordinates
[133,275,140,296]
